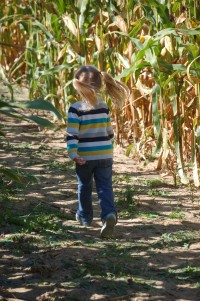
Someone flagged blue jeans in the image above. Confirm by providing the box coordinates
[75,158,116,224]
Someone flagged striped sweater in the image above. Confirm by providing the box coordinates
[66,100,114,161]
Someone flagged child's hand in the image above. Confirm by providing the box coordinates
[74,157,86,165]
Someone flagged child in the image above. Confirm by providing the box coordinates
[66,65,129,238]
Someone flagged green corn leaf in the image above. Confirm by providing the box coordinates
[129,37,144,51]
[173,116,189,184]
[146,0,173,27]
[131,37,156,64]
[32,20,54,40]
[0,100,60,126]
[192,127,199,187]
[0,66,14,101]
[187,55,200,83]
[146,133,162,164]
[105,0,119,19]
[172,2,180,13]
[163,71,180,89]
[196,126,200,151]
[116,37,156,80]
[0,108,27,121]
[154,28,177,40]
[0,100,12,108]
[40,64,78,76]
[178,27,200,36]
[0,131,6,137]
[25,115,57,129]
[115,53,130,68]
[186,44,200,58]
[0,167,26,184]
[18,99,62,120]
[152,84,161,138]
[115,65,135,80]
[77,0,89,34]
[159,61,187,72]
[126,144,135,157]
[129,18,144,37]
[192,159,199,187]
[0,99,62,120]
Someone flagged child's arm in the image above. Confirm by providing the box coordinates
[66,107,80,160]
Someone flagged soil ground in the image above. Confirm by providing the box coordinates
[0,86,200,301]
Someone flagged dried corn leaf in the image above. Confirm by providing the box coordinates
[94,34,103,52]
[164,36,173,56]
[114,15,128,33]
[62,15,78,38]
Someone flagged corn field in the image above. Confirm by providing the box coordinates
[0,0,200,186]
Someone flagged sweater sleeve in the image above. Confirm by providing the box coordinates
[66,107,80,160]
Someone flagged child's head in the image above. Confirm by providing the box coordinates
[73,65,130,108]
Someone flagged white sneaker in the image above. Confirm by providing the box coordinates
[100,213,116,238]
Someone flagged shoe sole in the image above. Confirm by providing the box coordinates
[100,216,116,238]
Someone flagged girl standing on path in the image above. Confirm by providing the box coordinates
[66,65,129,238]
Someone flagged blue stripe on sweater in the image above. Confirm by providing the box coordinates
[68,118,80,124]
[81,118,108,125]
[78,145,112,152]
[67,144,77,150]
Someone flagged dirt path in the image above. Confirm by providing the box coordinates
[0,107,200,300]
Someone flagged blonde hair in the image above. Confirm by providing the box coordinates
[73,65,130,108]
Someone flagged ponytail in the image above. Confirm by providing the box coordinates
[73,78,98,107]
[101,72,130,108]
